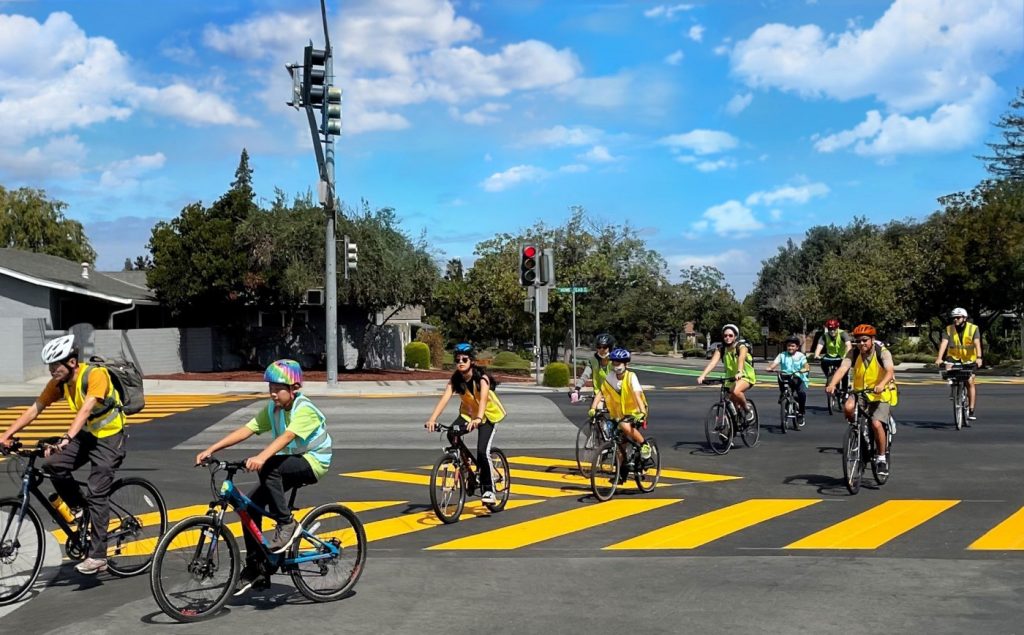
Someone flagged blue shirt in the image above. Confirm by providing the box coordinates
[772,352,809,386]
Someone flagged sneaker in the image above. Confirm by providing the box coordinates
[234,561,261,596]
[745,407,756,423]
[481,491,497,505]
[640,442,652,460]
[269,518,300,554]
[874,455,888,474]
[74,557,107,575]
[797,415,806,428]
[968,410,976,421]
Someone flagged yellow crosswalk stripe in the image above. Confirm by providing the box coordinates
[344,500,542,544]
[785,500,959,549]
[341,469,580,498]
[506,455,741,483]
[427,498,680,550]
[968,506,1024,550]
[605,499,821,549]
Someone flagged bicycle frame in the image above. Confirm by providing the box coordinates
[437,425,484,492]
[2,450,88,554]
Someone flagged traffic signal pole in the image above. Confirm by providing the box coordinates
[324,47,337,385]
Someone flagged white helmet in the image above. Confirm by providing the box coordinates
[41,334,77,364]
[951,307,968,318]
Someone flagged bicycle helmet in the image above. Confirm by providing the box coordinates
[264,359,303,385]
[784,336,801,347]
[608,348,631,362]
[951,307,968,318]
[722,324,739,336]
[851,324,876,337]
[453,342,475,359]
[41,334,78,364]
[594,333,615,349]
[824,318,840,330]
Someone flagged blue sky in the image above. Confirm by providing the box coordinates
[1,0,1021,296]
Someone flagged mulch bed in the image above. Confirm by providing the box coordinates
[146,369,532,383]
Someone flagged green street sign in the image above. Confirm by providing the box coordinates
[556,286,589,293]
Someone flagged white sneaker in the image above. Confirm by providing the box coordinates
[75,557,108,575]
[481,491,496,504]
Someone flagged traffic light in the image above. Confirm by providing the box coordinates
[519,244,538,286]
[301,45,327,109]
[539,248,555,287]
[344,235,358,279]
[324,86,342,136]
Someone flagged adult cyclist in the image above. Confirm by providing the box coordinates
[934,307,982,421]
[0,334,127,575]
[569,333,615,403]
[813,319,851,398]
[697,324,757,424]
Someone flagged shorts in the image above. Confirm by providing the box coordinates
[862,400,891,425]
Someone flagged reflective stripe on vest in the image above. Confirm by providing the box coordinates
[946,323,978,362]
[267,394,332,467]
[63,364,125,435]
[458,381,506,423]
[853,346,897,405]
[600,370,646,420]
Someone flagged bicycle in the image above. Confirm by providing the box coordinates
[821,357,849,416]
[575,408,613,477]
[149,457,365,622]
[773,372,803,433]
[427,422,510,524]
[0,437,168,605]
[590,416,660,502]
[840,390,894,495]
[941,361,976,430]
[701,378,759,455]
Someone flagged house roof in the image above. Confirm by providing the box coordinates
[0,248,156,305]
[100,270,150,289]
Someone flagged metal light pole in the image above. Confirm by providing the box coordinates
[571,286,577,384]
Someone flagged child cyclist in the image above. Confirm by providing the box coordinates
[766,336,810,427]
[195,359,332,595]
[589,348,650,484]
[426,343,506,504]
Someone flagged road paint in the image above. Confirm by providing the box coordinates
[785,499,959,549]
[341,469,580,498]
[968,506,1024,550]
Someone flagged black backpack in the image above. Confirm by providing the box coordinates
[83,356,146,417]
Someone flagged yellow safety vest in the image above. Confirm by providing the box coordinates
[63,364,126,438]
[723,342,757,386]
[600,370,648,420]
[945,323,979,363]
[852,346,898,405]
[459,381,506,423]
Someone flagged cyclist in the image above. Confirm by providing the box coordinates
[826,324,897,475]
[934,307,982,421]
[426,343,506,505]
[195,359,332,595]
[0,334,127,575]
[766,336,809,427]
[697,324,757,424]
[570,333,615,403]
[589,348,650,485]
[813,318,851,396]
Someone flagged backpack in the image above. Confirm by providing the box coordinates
[83,356,146,417]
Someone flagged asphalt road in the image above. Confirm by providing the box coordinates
[1,381,1022,634]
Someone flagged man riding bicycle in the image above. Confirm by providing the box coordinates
[589,348,650,485]
[570,333,615,403]
[0,334,127,575]
[934,307,982,421]
[813,319,851,396]
[826,324,897,475]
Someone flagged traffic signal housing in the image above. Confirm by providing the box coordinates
[301,45,327,109]
[344,235,358,279]
[520,244,538,286]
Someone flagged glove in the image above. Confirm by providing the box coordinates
[569,389,580,404]
[588,408,596,418]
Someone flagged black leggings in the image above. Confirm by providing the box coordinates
[449,418,496,494]
[777,375,807,414]
[243,454,316,561]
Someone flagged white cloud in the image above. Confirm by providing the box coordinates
[99,152,166,189]
[481,165,546,192]
[664,50,684,65]
[688,25,705,42]
[449,102,508,125]
[203,12,318,60]
[578,145,616,163]
[644,4,694,20]
[697,200,764,235]
[746,182,830,206]
[552,73,633,109]
[559,163,589,173]
[0,135,88,180]
[674,249,748,269]
[659,129,739,155]
[695,158,737,172]
[725,92,753,115]
[521,125,601,147]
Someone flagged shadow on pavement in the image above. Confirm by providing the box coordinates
[782,473,852,496]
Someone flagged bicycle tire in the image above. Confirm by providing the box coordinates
[954,383,963,430]
[705,404,732,455]
[0,498,45,606]
[105,477,168,577]
[289,503,366,602]
[485,448,510,513]
[576,423,598,477]
[778,397,787,434]
[634,439,660,493]
[429,454,465,524]
[149,515,240,623]
[826,389,835,416]
[590,441,620,502]
[842,424,863,495]
[741,401,760,448]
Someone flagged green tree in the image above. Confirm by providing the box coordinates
[979,87,1024,182]
[678,265,742,346]
[0,186,96,264]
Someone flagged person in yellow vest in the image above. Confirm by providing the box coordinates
[589,348,650,485]
[426,343,506,505]
[697,324,757,423]
[570,333,615,403]
[934,307,982,421]
[0,334,127,576]
[826,324,897,475]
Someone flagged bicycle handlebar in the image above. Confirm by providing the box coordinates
[699,378,728,386]
[0,437,61,458]
[196,456,248,472]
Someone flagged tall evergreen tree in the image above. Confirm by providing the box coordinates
[979,88,1024,181]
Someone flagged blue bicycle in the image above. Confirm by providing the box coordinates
[149,458,366,622]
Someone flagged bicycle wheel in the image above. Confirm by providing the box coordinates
[576,422,598,477]
[704,404,732,455]
[289,503,366,602]
[429,454,465,524]
[842,425,863,495]
[485,448,510,513]
[590,441,621,502]
[778,397,787,434]
[0,499,45,606]
[954,384,963,430]
[826,388,835,416]
[634,439,661,493]
[150,515,239,623]
[741,401,760,448]
[105,477,168,577]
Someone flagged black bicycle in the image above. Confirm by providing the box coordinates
[149,457,366,622]
[575,408,613,477]
[841,390,893,495]
[821,358,849,416]
[941,361,976,430]
[774,372,802,433]
[428,422,510,524]
[0,437,168,605]
[590,417,660,502]
[702,378,759,455]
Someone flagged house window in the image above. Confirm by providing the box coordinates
[293,310,309,329]
[258,311,285,328]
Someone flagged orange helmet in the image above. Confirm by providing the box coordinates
[851,324,876,337]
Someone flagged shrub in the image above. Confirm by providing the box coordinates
[493,351,524,366]
[404,342,431,369]
[652,342,670,355]
[891,353,934,365]
[415,329,445,369]
[682,347,704,358]
[544,362,570,387]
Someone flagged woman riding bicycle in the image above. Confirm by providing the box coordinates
[766,336,809,427]
[426,343,506,505]
[698,324,757,423]
[589,348,650,485]
[570,333,615,403]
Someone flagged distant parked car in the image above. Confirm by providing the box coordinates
[705,342,721,359]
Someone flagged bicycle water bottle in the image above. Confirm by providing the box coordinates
[48,493,76,524]
[726,401,739,421]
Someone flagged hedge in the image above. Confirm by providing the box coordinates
[543,362,570,387]
[416,329,445,369]
[404,342,431,369]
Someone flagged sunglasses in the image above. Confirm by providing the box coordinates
[455,356,472,363]
[856,337,872,343]
[722,334,735,339]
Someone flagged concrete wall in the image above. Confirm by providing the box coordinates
[93,328,184,375]
[0,317,49,382]
[0,277,50,321]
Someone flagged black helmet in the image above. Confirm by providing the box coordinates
[784,336,801,347]
[594,333,615,348]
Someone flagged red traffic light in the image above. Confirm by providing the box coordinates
[523,245,537,259]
